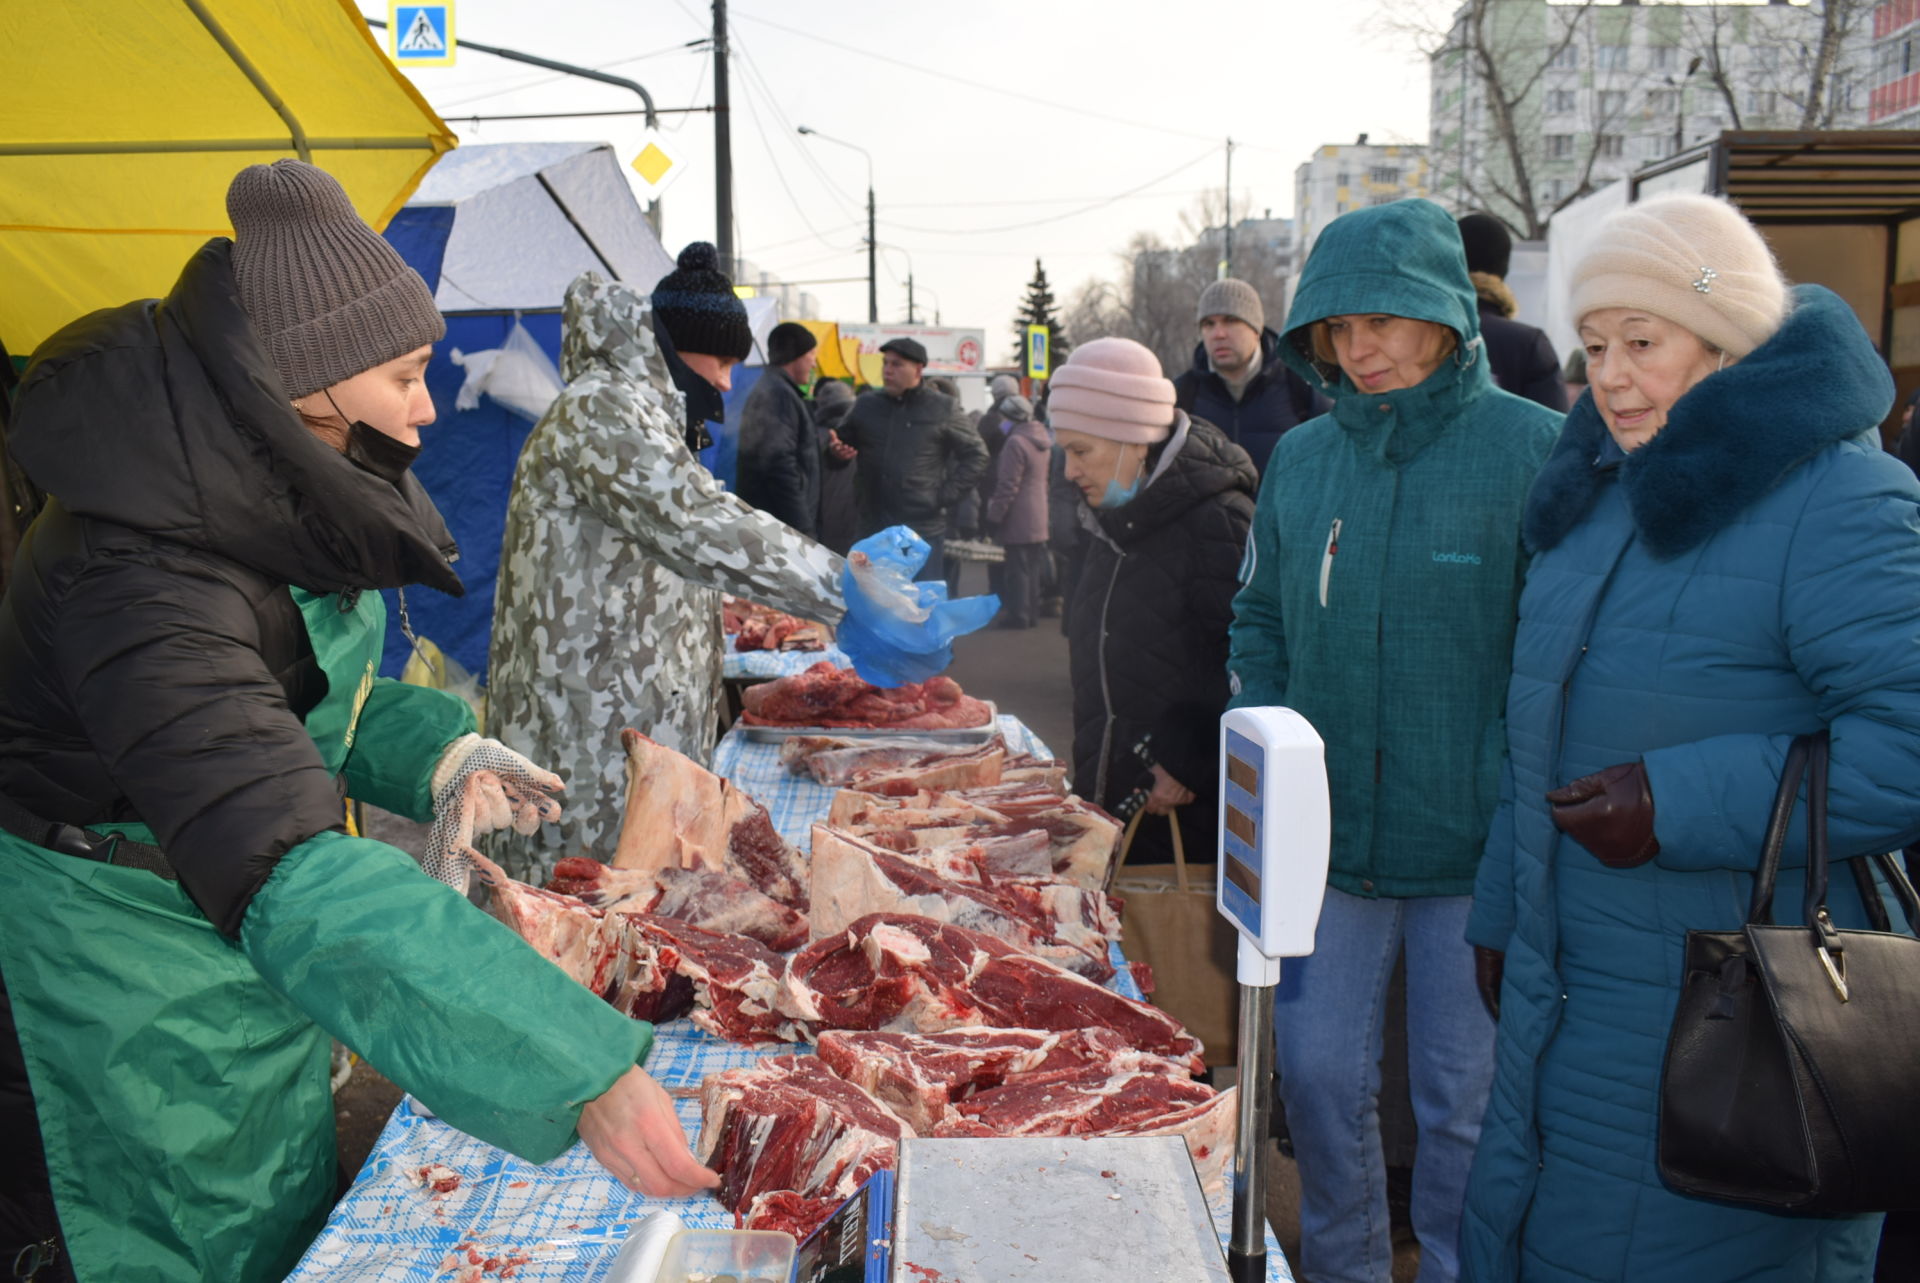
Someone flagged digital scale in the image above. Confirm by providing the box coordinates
[1218,707,1331,1283]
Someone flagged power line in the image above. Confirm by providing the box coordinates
[730,39,861,254]
[884,146,1222,236]
[732,10,1223,145]
[727,28,860,217]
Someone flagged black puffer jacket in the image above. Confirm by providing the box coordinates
[0,239,461,935]
[833,382,989,539]
[1067,414,1256,863]
[735,367,820,535]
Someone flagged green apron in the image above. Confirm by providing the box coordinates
[0,590,405,1281]
[0,589,647,1281]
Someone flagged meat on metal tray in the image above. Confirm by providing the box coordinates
[737,702,998,744]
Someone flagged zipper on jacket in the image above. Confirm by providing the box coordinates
[1091,543,1127,805]
[1318,518,1342,608]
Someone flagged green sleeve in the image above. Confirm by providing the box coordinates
[241,830,650,1163]
[340,678,477,821]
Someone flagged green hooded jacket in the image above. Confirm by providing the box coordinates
[1228,199,1561,898]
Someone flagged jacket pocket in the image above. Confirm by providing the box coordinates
[1318,518,1342,608]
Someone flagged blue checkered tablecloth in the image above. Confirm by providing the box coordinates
[719,643,851,682]
[288,720,1293,1282]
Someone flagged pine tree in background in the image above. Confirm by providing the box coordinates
[1012,259,1070,371]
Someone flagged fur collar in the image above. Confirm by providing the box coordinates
[1525,285,1894,558]
[1472,272,1517,319]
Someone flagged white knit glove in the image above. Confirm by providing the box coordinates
[421,735,564,888]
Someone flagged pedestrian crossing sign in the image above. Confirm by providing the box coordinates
[389,3,455,67]
[1026,324,1049,380]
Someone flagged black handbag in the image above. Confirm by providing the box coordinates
[1657,730,1920,1213]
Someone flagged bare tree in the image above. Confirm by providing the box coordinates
[1792,0,1871,128]
[1685,0,1870,135]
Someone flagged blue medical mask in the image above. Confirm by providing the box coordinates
[1100,450,1146,508]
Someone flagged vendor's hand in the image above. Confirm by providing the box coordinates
[827,431,857,461]
[1547,761,1658,868]
[431,734,564,840]
[1473,946,1504,1022]
[1143,764,1195,816]
[578,1065,720,1198]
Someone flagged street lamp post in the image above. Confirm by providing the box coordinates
[798,126,877,324]
[1668,56,1704,158]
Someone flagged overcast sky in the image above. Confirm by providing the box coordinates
[370,0,1460,363]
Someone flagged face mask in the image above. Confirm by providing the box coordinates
[325,390,419,485]
[1100,450,1146,508]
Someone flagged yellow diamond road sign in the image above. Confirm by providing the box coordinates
[630,132,686,199]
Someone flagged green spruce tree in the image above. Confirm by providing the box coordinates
[1012,258,1070,373]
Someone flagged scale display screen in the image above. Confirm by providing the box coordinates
[1220,730,1265,937]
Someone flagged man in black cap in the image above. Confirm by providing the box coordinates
[1456,212,1567,412]
[829,335,988,587]
[736,321,824,534]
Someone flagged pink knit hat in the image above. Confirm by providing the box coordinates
[1048,337,1176,443]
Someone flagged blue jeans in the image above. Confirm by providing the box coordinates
[1274,888,1494,1283]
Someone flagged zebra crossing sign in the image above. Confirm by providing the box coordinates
[389,3,455,67]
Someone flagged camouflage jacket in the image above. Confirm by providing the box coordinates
[487,273,845,879]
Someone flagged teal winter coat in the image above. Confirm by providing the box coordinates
[1460,286,1917,1282]
[1228,199,1561,898]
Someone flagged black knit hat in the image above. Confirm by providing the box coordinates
[879,336,928,366]
[1457,212,1513,280]
[767,321,818,366]
[651,242,752,361]
[227,159,445,399]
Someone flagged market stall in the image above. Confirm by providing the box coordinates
[289,715,1293,1281]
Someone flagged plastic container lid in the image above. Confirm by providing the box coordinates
[651,1227,797,1283]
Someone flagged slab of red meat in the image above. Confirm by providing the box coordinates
[547,857,808,952]
[478,856,625,997]
[785,913,1203,1073]
[697,1054,910,1231]
[827,787,1121,890]
[612,730,810,911]
[841,739,1005,796]
[739,662,991,731]
[808,825,1119,980]
[616,912,809,1045]
[739,1190,844,1241]
[936,1062,1216,1138]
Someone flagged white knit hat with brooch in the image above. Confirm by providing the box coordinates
[1567,193,1788,358]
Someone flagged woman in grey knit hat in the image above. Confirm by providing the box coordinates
[0,159,712,1283]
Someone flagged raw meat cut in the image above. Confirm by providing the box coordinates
[1002,753,1069,791]
[785,913,1204,1072]
[778,735,958,783]
[477,854,625,998]
[1101,1085,1239,1198]
[812,1026,1185,1135]
[615,912,809,1045]
[697,1054,910,1234]
[723,597,828,652]
[937,1062,1215,1137]
[739,1190,843,1241]
[840,738,1006,796]
[612,730,810,910]
[808,825,1120,980]
[547,856,808,952]
[826,788,1122,889]
[739,662,992,730]
[848,825,1055,879]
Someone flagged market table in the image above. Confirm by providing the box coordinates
[718,642,850,683]
[288,717,1294,1281]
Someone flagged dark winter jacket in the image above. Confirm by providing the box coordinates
[736,366,820,535]
[1478,302,1568,413]
[1461,286,1912,1282]
[814,388,860,556]
[834,382,989,539]
[985,417,1051,546]
[0,240,464,936]
[1228,197,1561,899]
[1068,413,1256,864]
[1172,327,1329,476]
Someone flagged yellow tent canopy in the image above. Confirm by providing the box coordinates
[0,0,454,358]
[796,319,873,386]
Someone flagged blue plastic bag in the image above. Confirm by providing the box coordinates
[837,526,999,687]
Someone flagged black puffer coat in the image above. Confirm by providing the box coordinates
[0,239,462,935]
[735,367,820,535]
[833,382,989,539]
[1067,413,1256,863]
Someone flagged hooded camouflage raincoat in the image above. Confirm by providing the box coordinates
[488,273,845,879]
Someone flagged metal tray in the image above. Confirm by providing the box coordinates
[737,702,997,744]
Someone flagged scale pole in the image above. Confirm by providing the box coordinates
[1228,958,1276,1281]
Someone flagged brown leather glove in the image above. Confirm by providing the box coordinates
[1473,946,1504,1022]
[1547,761,1659,868]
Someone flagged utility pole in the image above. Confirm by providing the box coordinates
[866,186,878,323]
[907,273,916,324]
[1222,138,1234,279]
[713,0,734,278]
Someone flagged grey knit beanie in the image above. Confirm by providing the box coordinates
[1196,277,1264,333]
[227,160,445,399]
